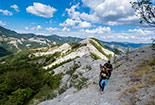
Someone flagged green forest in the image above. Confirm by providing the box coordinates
[0,49,63,105]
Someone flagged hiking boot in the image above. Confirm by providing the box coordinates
[101,91,104,94]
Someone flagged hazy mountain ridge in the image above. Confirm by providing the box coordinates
[0,26,151,57]
[100,41,151,53]
[0,26,82,57]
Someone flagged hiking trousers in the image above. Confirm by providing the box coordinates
[99,78,108,91]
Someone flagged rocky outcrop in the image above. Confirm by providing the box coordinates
[39,45,154,105]
[34,38,114,69]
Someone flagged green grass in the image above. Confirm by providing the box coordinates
[90,38,107,49]
[58,84,68,95]
[85,65,92,71]
[32,84,57,102]
[72,74,79,79]
[47,58,74,71]
[66,63,80,76]
[89,40,111,59]
[73,77,88,90]
[90,52,101,60]
[136,65,152,77]
[64,42,87,57]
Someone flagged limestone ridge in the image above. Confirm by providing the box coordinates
[34,38,114,70]
[38,45,154,105]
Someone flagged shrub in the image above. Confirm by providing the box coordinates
[6,88,33,105]
[72,74,79,79]
[86,65,92,71]
[90,52,101,60]
[74,77,88,90]
[58,85,68,95]
[90,38,107,49]
[89,40,111,59]
[47,58,74,71]
[66,64,80,76]
[34,84,51,99]
[43,73,63,90]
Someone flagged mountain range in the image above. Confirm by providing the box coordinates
[0,26,82,57]
[0,37,114,104]
[0,26,151,57]
[0,36,154,105]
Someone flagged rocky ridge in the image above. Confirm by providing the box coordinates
[38,45,154,105]
[33,38,114,70]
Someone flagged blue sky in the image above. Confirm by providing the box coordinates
[0,0,154,43]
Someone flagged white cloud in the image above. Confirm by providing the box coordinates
[26,3,56,18]
[82,26,111,34]
[62,27,70,31]
[46,27,59,32]
[100,28,154,43]
[77,21,91,28]
[30,25,42,31]
[60,18,80,27]
[37,25,42,30]
[65,3,80,20]
[0,9,12,16]
[79,12,97,23]
[11,4,20,12]
[60,18,91,28]
[80,0,139,25]
[0,21,6,26]
[128,28,154,36]
[25,26,29,30]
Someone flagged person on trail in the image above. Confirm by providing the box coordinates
[104,60,113,79]
[99,66,109,92]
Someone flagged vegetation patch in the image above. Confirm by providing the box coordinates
[136,65,152,77]
[47,58,75,71]
[66,63,80,76]
[73,77,88,90]
[31,51,61,64]
[58,84,68,95]
[90,38,107,49]
[89,40,111,59]
[0,49,64,105]
[64,42,87,57]
[90,52,101,60]
[121,58,155,104]
[114,61,126,69]
[85,65,92,71]
[6,87,34,105]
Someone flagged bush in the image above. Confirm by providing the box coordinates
[86,65,92,71]
[66,64,80,76]
[72,74,79,79]
[47,59,73,71]
[58,85,68,95]
[74,77,88,90]
[6,88,33,105]
[90,52,101,60]
[89,40,111,59]
[91,38,107,49]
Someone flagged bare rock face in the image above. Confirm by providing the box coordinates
[38,43,154,105]
[34,38,114,70]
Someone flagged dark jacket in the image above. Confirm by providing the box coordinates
[104,63,113,71]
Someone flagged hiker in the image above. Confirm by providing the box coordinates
[104,60,113,79]
[99,66,109,92]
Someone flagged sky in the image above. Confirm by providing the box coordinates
[0,0,154,43]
